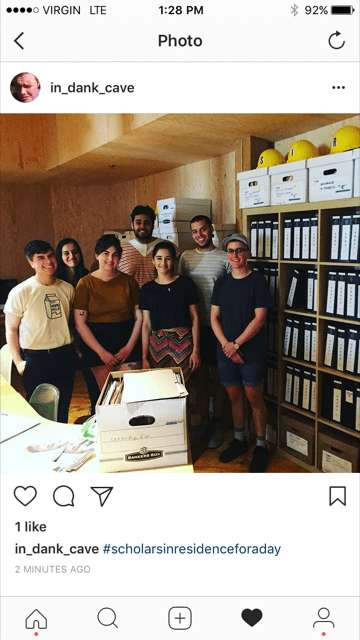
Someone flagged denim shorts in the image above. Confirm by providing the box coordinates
[218,357,267,388]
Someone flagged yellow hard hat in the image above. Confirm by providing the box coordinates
[330,125,360,154]
[287,140,319,163]
[257,149,285,168]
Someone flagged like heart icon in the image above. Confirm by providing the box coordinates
[241,608,263,627]
[14,486,37,506]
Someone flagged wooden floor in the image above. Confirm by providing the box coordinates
[11,370,308,474]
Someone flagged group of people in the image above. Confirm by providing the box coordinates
[5,205,272,472]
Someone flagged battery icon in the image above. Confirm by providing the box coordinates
[331,5,355,13]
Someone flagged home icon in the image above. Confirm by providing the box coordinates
[25,609,47,629]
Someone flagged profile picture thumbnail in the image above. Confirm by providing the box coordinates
[10,72,41,103]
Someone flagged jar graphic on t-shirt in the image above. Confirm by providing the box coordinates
[44,293,62,319]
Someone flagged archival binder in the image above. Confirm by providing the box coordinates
[345,328,357,373]
[307,271,314,311]
[326,271,338,315]
[336,272,346,317]
[313,269,318,312]
[250,221,258,257]
[263,266,270,283]
[311,322,317,363]
[283,318,293,356]
[332,379,342,423]
[310,217,318,260]
[342,382,355,430]
[285,366,293,403]
[346,272,357,319]
[272,221,278,259]
[310,372,316,414]
[336,328,346,371]
[303,321,312,362]
[257,221,264,258]
[291,319,300,359]
[324,325,336,368]
[264,220,272,258]
[287,269,306,309]
[357,273,360,320]
[356,387,360,432]
[302,370,311,411]
[349,213,360,262]
[293,219,301,260]
[301,218,310,260]
[269,268,276,303]
[357,329,360,375]
[283,219,292,259]
[340,215,352,262]
[330,215,341,261]
[293,367,301,406]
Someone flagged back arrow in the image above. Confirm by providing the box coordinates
[14,32,24,49]
[328,31,345,50]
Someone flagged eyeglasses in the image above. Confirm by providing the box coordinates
[226,247,248,254]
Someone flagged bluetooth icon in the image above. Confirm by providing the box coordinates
[291,4,299,16]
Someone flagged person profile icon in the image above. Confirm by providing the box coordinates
[313,607,335,629]
[10,72,41,103]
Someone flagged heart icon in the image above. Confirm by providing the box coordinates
[241,608,263,627]
[14,486,37,506]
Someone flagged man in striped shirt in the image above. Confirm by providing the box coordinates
[117,205,181,288]
[178,215,230,448]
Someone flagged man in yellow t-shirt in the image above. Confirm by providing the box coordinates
[5,240,76,423]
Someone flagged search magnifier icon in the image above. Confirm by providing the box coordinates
[97,607,118,628]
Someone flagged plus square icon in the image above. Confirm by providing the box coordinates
[169,607,192,630]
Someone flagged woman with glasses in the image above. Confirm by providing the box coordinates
[210,234,273,473]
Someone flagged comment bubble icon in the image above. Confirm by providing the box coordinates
[53,485,75,507]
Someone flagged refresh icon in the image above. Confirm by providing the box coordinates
[328,31,345,49]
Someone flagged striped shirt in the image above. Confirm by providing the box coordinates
[117,238,181,288]
[178,247,230,325]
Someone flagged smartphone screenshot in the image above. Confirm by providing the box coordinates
[1,1,359,638]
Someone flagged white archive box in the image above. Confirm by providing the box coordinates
[237,167,270,208]
[97,368,188,472]
[353,148,360,198]
[269,160,308,205]
[308,150,354,202]
[159,231,179,246]
[158,217,190,233]
[157,197,212,220]
[104,230,135,242]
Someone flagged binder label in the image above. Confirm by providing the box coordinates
[324,331,335,367]
[333,386,341,422]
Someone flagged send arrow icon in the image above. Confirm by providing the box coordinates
[91,487,113,507]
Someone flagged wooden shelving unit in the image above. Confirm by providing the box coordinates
[243,197,360,472]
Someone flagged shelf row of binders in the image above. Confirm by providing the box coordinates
[283,316,317,363]
[286,267,317,312]
[323,323,360,376]
[325,270,360,319]
[283,216,318,261]
[249,206,360,263]
[252,264,279,306]
[329,211,360,262]
[284,365,316,414]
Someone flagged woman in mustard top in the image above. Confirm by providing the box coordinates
[74,234,142,390]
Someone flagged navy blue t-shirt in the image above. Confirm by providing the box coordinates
[211,270,273,362]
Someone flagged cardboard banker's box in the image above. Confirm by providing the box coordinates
[97,368,188,472]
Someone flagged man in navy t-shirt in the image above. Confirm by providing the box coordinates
[211,234,273,472]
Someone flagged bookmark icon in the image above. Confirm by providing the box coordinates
[91,487,113,507]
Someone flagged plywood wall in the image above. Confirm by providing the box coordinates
[0,184,54,282]
[50,152,235,268]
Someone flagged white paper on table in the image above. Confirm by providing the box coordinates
[0,413,40,443]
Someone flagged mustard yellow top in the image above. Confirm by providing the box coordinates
[73,273,139,323]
